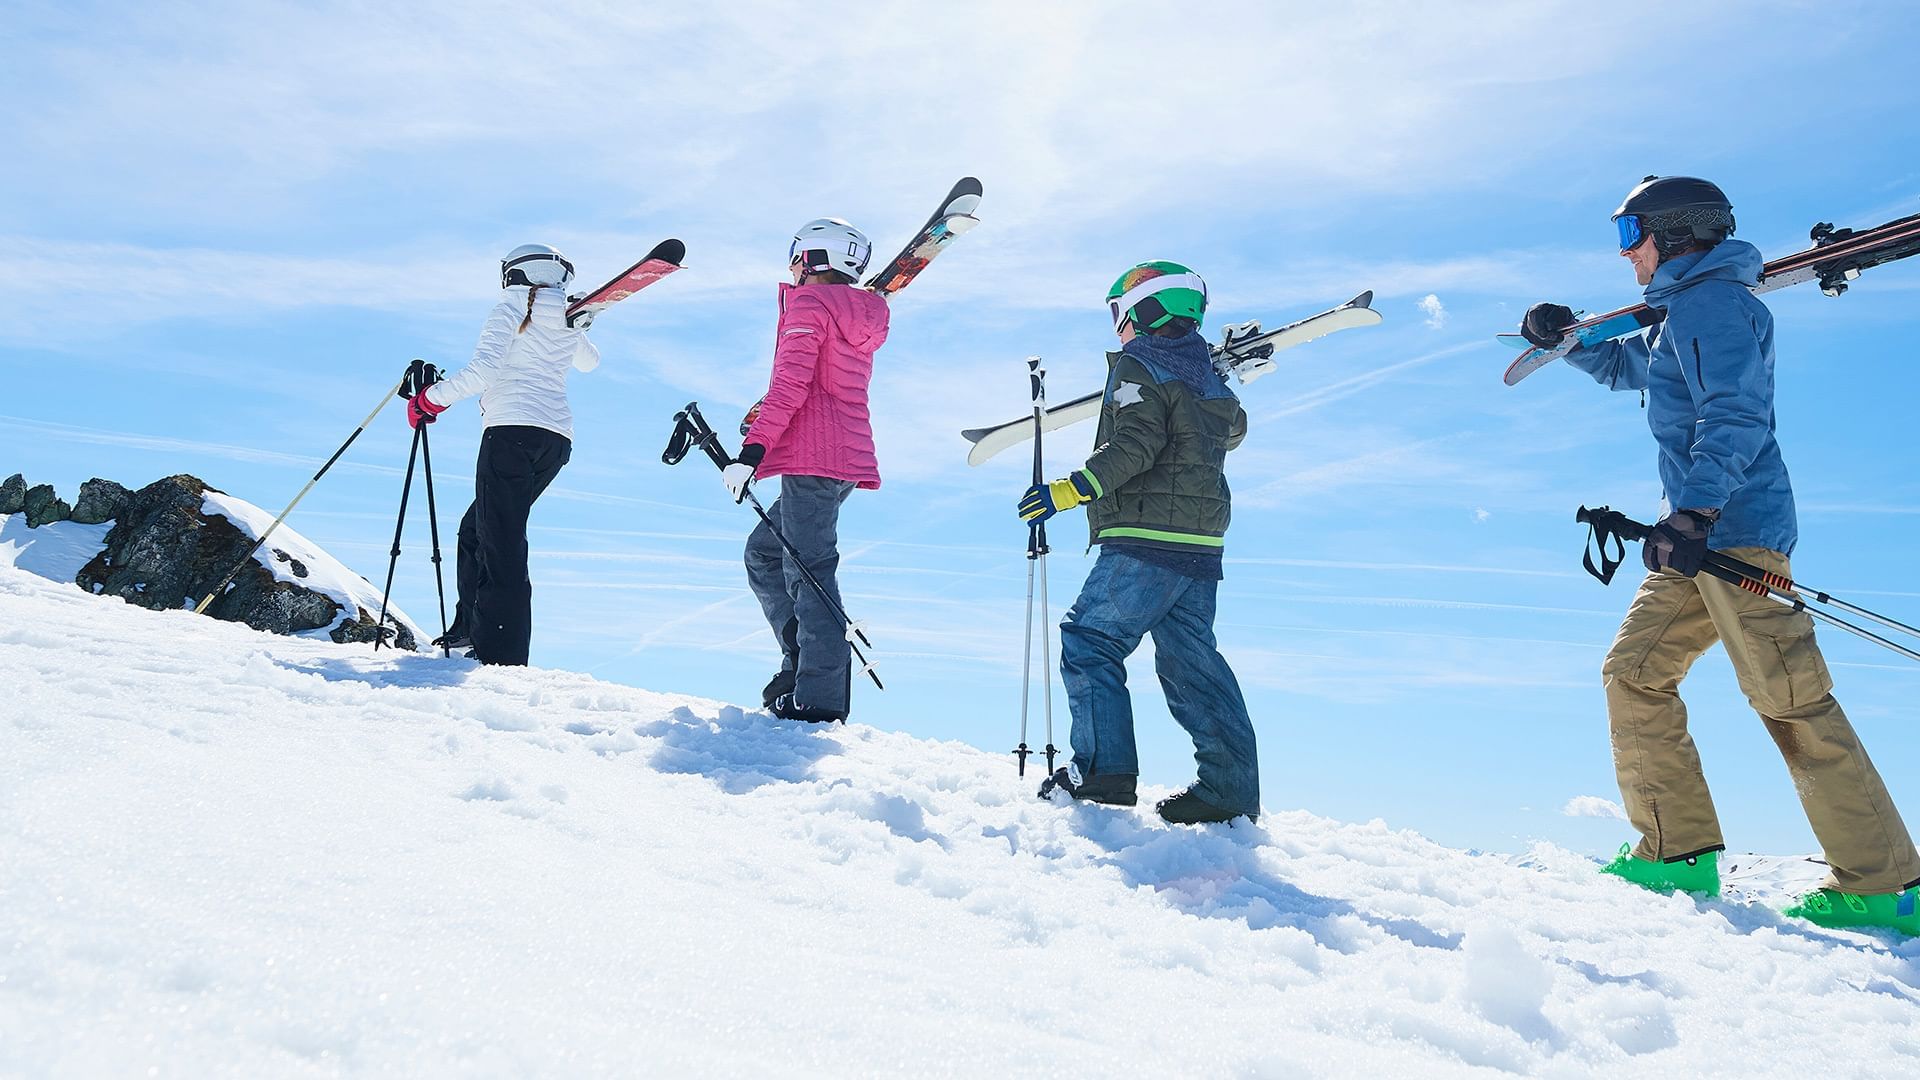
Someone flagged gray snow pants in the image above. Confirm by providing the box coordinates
[744,475,857,714]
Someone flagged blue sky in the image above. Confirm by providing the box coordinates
[6,0,1920,857]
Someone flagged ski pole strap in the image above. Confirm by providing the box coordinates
[661,402,733,470]
[1575,505,1647,585]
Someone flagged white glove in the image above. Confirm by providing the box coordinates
[722,462,756,503]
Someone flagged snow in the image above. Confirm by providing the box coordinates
[4,563,1920,1077]
[0,514,111,582]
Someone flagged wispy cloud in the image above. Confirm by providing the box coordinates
[1419,294,1449,329]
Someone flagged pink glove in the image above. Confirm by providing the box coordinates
[408,390,449,429]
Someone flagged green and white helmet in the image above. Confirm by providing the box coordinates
[1107,260,1207,333]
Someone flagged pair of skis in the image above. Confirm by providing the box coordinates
[960,291,1384,465]
[572,176,987,441]
[1501,210,1920,385]
[562,176,985,329]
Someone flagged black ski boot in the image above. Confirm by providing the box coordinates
[1155,786,1254,825]
[1038,766,1137,807]
[770,693,844,724]
[431,630,471,651]
[761,670,796,709]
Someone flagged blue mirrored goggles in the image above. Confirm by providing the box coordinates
[1614,214,1645,252]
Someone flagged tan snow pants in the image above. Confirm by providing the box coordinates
[1603,546,1920,892]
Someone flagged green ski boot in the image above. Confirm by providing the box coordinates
[1782,886,1920,936]
[1599,843,1721,897]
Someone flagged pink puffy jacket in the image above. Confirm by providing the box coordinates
[743,282,890,489]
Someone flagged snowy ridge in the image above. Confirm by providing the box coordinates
[3,564,1918,1077]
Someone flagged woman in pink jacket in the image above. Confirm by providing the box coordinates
[722,218,889,723]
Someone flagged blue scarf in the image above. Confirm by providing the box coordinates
[1121,329,1228,399]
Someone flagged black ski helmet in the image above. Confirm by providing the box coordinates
[1612,176,1735,258]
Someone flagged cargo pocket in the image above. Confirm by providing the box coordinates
[1736,608,1833,713]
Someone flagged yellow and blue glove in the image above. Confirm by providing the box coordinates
[1018,471,1099,523]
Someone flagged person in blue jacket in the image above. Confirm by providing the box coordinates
[1523,176,1920,933]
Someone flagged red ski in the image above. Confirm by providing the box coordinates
[863,178,982,297]
[566,239,685,328]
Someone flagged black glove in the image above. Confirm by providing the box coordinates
[1520,303,1577,348]
[1642,509,1716,577]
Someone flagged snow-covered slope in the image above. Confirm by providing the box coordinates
[3,565,1917,1078]
[0,515,111,582]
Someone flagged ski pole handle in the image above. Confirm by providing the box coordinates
[662,402,735,470]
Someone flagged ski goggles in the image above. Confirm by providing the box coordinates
[1107,272,1207,332]
[501,251,575,284]
[1614,214,1645,252]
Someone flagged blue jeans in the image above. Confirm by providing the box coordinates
[1059,547,1260,814]
[743,475,857,713]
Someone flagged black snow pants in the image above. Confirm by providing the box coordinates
[451,424,570,665]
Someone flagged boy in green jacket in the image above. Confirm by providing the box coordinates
[1021,261,1259,824]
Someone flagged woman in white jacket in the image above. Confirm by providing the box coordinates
[409,244,599,666]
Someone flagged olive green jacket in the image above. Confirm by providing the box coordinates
[1074,348,1247,553]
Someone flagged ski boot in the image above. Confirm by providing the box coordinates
[1155,785,1254,825]
[1599,843,1721,897]
[1037,765,1137,807]
[1782,886,1920,936]
[761,670,795,709]
[770,693,844,725]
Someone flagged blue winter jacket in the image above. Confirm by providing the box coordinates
[1564,239,1796,554]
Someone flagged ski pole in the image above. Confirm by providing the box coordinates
[374,420,423,652]
[416,400,451,656]
[193,372,409,614]
[1576,505,1920,664]
[1015,356,1057,775]
[661,403,883,689]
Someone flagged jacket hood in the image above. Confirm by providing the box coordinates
[779,282,890,349]
[1121,329,1225,398]
[1644,239,1763,306]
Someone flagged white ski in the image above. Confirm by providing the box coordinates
[962,291,1382,466]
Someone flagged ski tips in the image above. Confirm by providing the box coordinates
[1348,290,1374,309]
[649,238,687,266]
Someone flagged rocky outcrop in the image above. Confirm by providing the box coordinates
[66,474,415,650]
[0,473,24,514]
[22,484,72,528]
[69,478,132,525]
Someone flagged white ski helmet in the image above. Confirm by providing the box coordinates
[501,243,575,288]
[789,218,872,280]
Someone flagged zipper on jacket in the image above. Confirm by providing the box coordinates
[1692,339,1705,390]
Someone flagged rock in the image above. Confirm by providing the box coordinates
[75,474,348,638]
[22,484,72,528]
[69,478,132,525]
[0,473,24,515]
[271,548,311,579]
[331,611,416,651]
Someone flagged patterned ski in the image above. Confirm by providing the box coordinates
[1502,210,1920,386]
[565,238,686,328]
[864,177,983,297]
